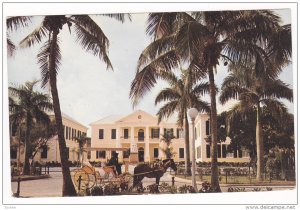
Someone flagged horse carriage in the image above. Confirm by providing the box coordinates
[71,150,177,194]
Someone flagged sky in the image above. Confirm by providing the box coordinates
[7,9,293,136]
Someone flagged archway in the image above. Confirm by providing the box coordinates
[138,147,144,162]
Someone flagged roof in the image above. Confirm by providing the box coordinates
[48,111,88,129]
[89,115,124,125]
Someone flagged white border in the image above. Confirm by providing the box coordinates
[1,1,298,208]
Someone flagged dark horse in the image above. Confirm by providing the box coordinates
[133,159,177,187]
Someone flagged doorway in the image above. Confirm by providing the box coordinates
[138,147,144,162]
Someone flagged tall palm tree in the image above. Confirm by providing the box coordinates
[9,80,53,175]
[130,10,284,191]
[19,14,130,196]
[6,16,31,56]
[155,69,210,175]
[219,62,293,181]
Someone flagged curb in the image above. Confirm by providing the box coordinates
[11,175,51,182]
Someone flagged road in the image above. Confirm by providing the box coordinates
[11,166,295,197]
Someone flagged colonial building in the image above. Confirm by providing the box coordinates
[89,110,250,163]
[194,114,250,163]
[10,112,88,164]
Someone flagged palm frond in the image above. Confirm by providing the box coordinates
[146,13,178,40]
[155,88,181,105]
[99,13,132,23]
[7,36,16,57]
[263,79,293,102]
[71,15,113,70]
[157,101,179,124]
[219,85,248,105]
[130,50,179,107]
[37,38,61,88]
[137,35,175,71]
[267,24,292,68]
[19,23,48,48]
[175,21,210,63]
[192,82,210,96]
[6,16,31,31]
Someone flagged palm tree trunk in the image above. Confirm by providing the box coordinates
[184,112,191,176]
[23,117,31,175]
[256,102,264,181]
[49,31,77,196]
[208,66,221,192]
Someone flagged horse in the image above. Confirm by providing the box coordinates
[133,159,177,188]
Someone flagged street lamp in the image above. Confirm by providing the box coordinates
[188,107,198,190]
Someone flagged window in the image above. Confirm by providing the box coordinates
[66,147,69,160]
[151,128,160,138]
[63,125,65,138]
[99,129,104,139]
[96,151,106,159]
[69,127,71,140]
[41,145,48,159]
[197,146,201,159]
[123,149,130,158]
[71,128,74,140]
[179,148,184,158]
[206,120,210,135]
[111,129,116,139]
[10,147,17,159]
[176,128,184,138]
[66,126,69,139]
[124,129,129,139]
[217,144,221,158]
[138,129,144,141]
[154,148,159,158]
[206,145,211,158]
[222,145,227,158]
[164,128,174,138]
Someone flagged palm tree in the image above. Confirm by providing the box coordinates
[6,16,31,56]
[219,62,293,181]
[9,80,53,175]
[18,14,130,196]
[155,69,210,175]
[160,127,176,159]
[130,11,287,191]
[74,133,90,166]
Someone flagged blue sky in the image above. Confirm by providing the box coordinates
[7,9,293,134]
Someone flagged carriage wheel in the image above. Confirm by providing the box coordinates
[74,171,89,191]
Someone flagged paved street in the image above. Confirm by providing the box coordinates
[11,166,295,197]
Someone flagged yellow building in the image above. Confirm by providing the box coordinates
[89,110,250,163]
[10,112,88,164]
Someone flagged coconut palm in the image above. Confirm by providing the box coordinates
[130,10,285,191]
[219,61,293,181]
[155,69,210,175]
[9,80,53,175]
[6,16,31,56]
[19,14,130,196]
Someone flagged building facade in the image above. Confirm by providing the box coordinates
[90,110,250,163]
[10,112,88,164]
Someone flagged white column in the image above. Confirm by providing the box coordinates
[159,127,164,159]
[131,127,134,143]
[116,127,121,147]
[145,126,150,162]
